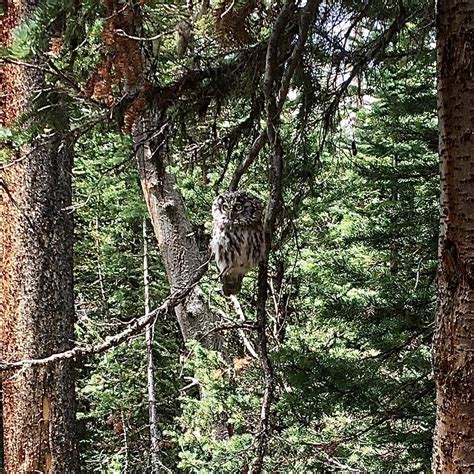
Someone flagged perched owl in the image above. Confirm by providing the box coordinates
[211,192,265,296]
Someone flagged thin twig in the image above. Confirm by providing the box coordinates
[230,296,259,359]
[114,28,172,41]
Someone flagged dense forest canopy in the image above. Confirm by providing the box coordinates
[3,0,472,472]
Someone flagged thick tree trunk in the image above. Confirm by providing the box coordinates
[0,1,79,472]
[433,1,474,471]
[134,115,219,350]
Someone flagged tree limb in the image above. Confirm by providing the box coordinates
[0,258,210,372]
[230,0,409,191]
[230,0,320,192]
[322,1,409,129]
[248,0,323,470]
[252,1,298,472]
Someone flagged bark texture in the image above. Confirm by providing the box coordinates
[433,1,474,471]
[1,1,79,472]
[135,116,219,350]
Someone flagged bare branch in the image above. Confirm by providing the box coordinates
[276,0,322,110]
[229,131,267,191]
[0,259,210,372]
[229,0,320,192]
[114,28,172,41]
[249,2,322,471]
[252,1,296,472]
[229,296,259,359]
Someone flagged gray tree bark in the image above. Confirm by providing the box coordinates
[433,0,474,471]
[134,115,219,350]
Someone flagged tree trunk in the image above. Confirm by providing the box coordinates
[0,1,79,472]
[134,114,219,350]
[433,1,474,471]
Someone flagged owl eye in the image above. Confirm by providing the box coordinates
[235,204,242,211]
[222,203,229,211]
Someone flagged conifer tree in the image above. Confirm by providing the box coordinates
[1,1,78,470]
[433,0,474,470]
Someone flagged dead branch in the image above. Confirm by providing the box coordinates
[114,28,173,41]
[0,259,210,372]
[230,1,409,191]
[229,0,320,192]
[0,57,106,110]
[250,1,322,471]
[229,131,268,191]
[229,296,259,359]
[251,1,296,472]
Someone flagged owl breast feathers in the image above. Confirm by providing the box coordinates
[211,191,266,296]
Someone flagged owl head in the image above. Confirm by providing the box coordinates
[212,191,264,227]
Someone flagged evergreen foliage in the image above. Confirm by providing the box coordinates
[1,0,438,471]
[67,49,437,470]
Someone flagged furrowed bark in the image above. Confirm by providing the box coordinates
[432,0,474,471]
[1,2,79,471]
[1,140,79,472]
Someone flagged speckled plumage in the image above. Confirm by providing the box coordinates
[211,192,265,295]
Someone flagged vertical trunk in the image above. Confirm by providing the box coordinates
[134,114,219,350]
[143,220,162,473]
[135,114,229,442]
[1,1,79,472]
[390,154,400,275]
[433,1,474,471]
[1,122,79,472]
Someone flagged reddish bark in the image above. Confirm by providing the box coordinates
[433,0,474,471]
[1,1,79,471]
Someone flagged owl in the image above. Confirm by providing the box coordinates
[211,191,266,296]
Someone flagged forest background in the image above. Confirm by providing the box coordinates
[0,0,448,472]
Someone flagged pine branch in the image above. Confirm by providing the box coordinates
[322,1,410,129]
[230,0,410,191]
[230,0,320,192]
[0,57,106,110]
